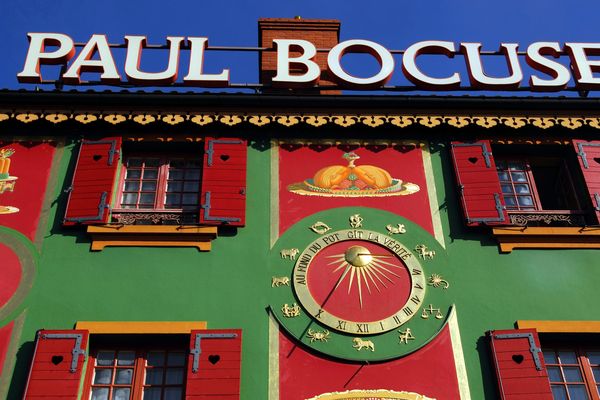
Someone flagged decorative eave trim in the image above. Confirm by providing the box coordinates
[516,320,600,333]
[491,226,600,252]
[1,111,600,130]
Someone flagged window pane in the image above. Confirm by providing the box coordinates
[96,351,115,366]
[508,161,526,170]
[126,169,141,179]
[563,367,584,382]
[145,368,163,384]
[91,388,110,400]
[168,170,184,179]
[127,159,143,167]
[121,193,138,205]
[147,352,165,367]
[143,169,158,179]
[112,388,131,400]
[504,196,517,206]
[141,181,157,191]
[167,352,186,367]
[183,181,200,192]
[182,194,198,205]
[185,169,201,179]
[501,184,513,194]
[165,194,181,207]
[551,385,568,400]
[124,181,140,191]
[548,366,563,382]
[517,196,534,206]
[143,388,162,400]
[115,368,133,384]
[93,368,112,384]
[164,387,183,400]
[588,352,600,365]
[544,350,558,364]
[511,171,527,182]
[497,171,509,181]
[592,366,600,383]
[559,351,578,364]
[166,368,184,384]
[167,182,183,192]
[514,184,530,194]
[117,351,135,366]
[170,160,185,168]
[567,385,589,400]
[139,193,156,205]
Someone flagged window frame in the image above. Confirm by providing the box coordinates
[114,153,203,214]
[543,346,600,400]
[496,157,542,211]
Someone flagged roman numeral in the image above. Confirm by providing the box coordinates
[410,295,421,305]
[393,315,402,324]
[315,309,324,319]
[411,268,422,275]
[356,323,369,333]
[380,321,385,330]
[337,320,347,330]
[402,307,413,316]
[413,283,423,290]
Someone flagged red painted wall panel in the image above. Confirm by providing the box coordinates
[0,322,14,379]
[279,324,460,400]
[0,243,21,309]
[0,142,55,240]
[278,145,434,236]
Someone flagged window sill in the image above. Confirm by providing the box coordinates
[87,225,218,251]
[492,226,600,252]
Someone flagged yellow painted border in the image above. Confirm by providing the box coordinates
[270,140,280,249]
[75,321,207,334]
[517,320,600,333]
[268,311,280,400]
[448,306,471,400]
[421,141,445,248]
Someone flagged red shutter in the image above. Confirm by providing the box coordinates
[23,329,89,399]
[63,137,122,225]
[488,329,552,400]
[199,138,247,227]
[573,140,600,224]
[186,329,242,400]
[451,140,508,226]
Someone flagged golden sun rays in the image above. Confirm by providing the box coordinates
[325,245,403,308]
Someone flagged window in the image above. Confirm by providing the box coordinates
[544,348,600,400]
[87,348,186,400]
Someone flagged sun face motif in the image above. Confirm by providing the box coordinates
[327,245,406,308]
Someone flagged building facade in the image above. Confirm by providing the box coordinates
[1,18,600,400]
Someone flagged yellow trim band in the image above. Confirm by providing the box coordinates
[517,320,600,333]
[75,321,207,334]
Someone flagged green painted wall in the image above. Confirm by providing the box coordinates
[2,137,599,399]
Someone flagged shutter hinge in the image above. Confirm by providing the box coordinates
[576,143,589,169]
[83,139,120,166]
[201,192,241,223]
[190,332,238,373]
[494,332,543,370]
[64,191,109,223]
[41,333,86,373]
[206,139,244,167]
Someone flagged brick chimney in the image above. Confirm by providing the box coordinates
[258,17,341,94]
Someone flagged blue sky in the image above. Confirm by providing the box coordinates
[2,0,600,96]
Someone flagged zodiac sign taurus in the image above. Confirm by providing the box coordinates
[271,276,290,287]
[280,248,299,260]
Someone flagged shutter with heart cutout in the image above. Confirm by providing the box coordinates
[23,329,89,399]
[488,328,552,400]
[573,140,600,224]
[186,329,242,399]
[63,137,122,225]
[199,138,247,227]
[451,140,508,226]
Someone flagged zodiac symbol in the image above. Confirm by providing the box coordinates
[398,328,415,344]
[414,244,435,260]
[271,276,290,287]
[428,274,449,289]
[280,248,299,260]
[310,221,332,235]
[352,337,375,352]
[386,223,406,234]
[421,305,444,320]
[349,214,363,228]
[281,303,301,318]
[307,329,331,343]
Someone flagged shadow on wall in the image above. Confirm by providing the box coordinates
[476,335,500,400]
[7,339,34,400]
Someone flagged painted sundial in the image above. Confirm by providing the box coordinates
[268,207,452,362]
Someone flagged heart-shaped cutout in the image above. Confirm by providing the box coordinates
[512,354,524,364]
[594,157,600,165]
[208,354,220,365]
[93,155,102,161]
[220,154,230,162]
[468,157,478,164]
[51,355,64,365]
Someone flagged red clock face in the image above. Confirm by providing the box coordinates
[306,240,411,323]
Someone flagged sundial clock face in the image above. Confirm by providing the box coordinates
[269,207,452,362]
